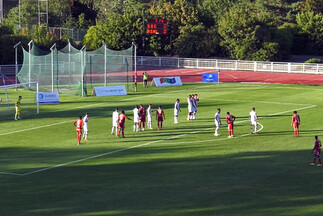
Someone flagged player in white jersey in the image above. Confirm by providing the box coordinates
[133,105,140,132]
[187,95,193,120]
[82,113,89,141]
[249,107,258,134]
[174,99,181,124]
[214,108,221,136]
[147,104,153,129]
[111,108,119,136]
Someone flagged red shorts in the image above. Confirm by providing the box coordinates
[157,116,163,122]
[293,122,299,129]
[227,123,233,130]
[76,130,82,135]
[140,116,146,122]
[118,123,125,129]
[315,149,321,156]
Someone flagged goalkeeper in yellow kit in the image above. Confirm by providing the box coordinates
[15,96,22,120]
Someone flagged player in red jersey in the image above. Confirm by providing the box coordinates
[139,104,147,131]
[311,136,322,166]
[226,112,236,138]
[156,105,165,130]
[291,111,300,137]
[118,110,131,138]
[74,116,84,145]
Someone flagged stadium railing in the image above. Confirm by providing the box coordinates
[136,56,323,74]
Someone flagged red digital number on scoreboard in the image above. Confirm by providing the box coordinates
[147,18,167,35]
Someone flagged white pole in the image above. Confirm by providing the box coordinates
[80,45,86,97]
[50,43,56,92]
[132,42,137,92]
[14,41,21,91]
[28,40,33,87]
[103,41,107,86]
[36,82,39,114]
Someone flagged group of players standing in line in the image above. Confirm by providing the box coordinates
[109,94,200,138]
[70,93,321,166]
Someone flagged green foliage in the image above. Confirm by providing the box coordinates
[251,42,280,61]
[218,2,270,60]
[83,8,142,50]
[0,24,14,35]
[31,25,55,46]
[296,11,323,54]
[0,35,30,64]
[303,0,323,13]
[148,0,200,56]
[305,58,323,63]
[271,23,296,59]
[2,0,323,61]
[174,24,210,57]
[149,36,162,56]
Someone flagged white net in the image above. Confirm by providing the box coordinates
[0,82,39,120]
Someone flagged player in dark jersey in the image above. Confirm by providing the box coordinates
[139,104,147,131]
[291,111,300,137]
[311,136,322,166]
[156,105,165,130]
[226,112,236,138]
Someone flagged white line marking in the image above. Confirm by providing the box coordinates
[0,120,72,136]
[0,171,24,176]
[0,103,314,176]
[164,123,264,145]
[215,99,313,106]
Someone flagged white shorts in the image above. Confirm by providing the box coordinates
[215,121,220,128]
[188,105,192,113]
[174,109,179,116]
[83,125,89,132]
[113,120,118,127]
[251,121,257,126]
[147,115,152,122]
[134,117,139,123]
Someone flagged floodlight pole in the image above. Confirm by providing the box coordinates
[50,43,56,92]
[80,45,86,97]
[103,41,107,87]
[28,40,33,87]
[14,41,21,91]
[132,42,137,92]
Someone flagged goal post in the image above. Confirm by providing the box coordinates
[0,82,39,119]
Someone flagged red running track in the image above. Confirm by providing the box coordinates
[137,68,323,85]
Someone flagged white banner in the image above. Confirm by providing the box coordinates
[37,92,60,104]
[151,77,183,87]
[92,86,127,96]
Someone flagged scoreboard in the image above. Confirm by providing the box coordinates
[146,18,167,35]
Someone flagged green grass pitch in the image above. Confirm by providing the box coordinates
[1,82,323,216]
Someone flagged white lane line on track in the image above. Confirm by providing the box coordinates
[0,104,315,176]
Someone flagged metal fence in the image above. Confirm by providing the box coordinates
[136,56,323,74]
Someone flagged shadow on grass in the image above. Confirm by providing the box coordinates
[1,145,323,216]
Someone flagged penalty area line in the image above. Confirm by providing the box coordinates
[0,104,316,176]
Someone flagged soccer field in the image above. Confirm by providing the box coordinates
[1,82,323,216]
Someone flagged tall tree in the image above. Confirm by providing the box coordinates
[218,1,278,60]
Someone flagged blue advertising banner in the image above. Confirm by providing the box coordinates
[202,73,218,83]
[37,92,60,104]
